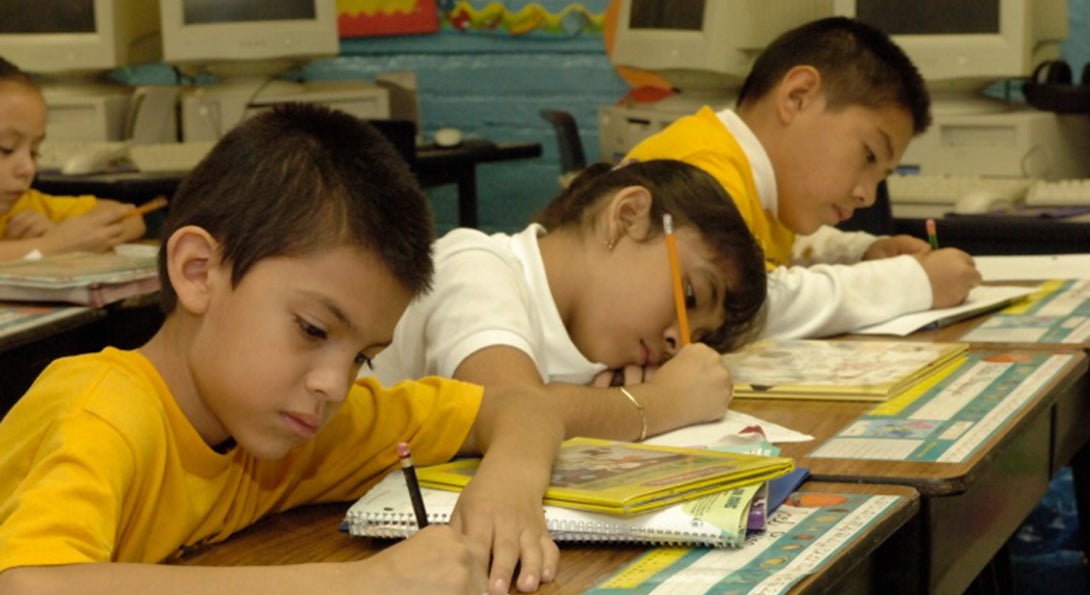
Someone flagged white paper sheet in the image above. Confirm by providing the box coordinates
[974,254,1090,282]
[850,285,1037,336]
[645,410,813,447]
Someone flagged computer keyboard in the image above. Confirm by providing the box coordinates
[126,141,217,173]
[1025,179,1090,207]
[36,141,130,172]
[885,174,1034,204]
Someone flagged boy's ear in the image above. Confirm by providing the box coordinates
[777,66,823,124]
[165,225,222,315]
[606,186,654,244]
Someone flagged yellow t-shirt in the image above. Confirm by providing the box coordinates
[0,347,482,570]
[625,106,796,269]
[0,188,98,236]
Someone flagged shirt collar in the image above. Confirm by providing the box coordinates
[715,108,778,214]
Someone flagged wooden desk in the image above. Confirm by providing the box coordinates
[32,140,543,229]
[171,481,919,595]
[732,348,1088,595]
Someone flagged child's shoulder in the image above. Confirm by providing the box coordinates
[13,348,168,432]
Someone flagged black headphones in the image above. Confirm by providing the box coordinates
[1022,60,1090,113]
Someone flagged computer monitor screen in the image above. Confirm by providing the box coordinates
[609,0,834,110]
[0,0,161,75]
[833,0,1067,110]
[160,0,338,74]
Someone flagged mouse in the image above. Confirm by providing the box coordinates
[61,145,130,176]
[433,127,463,148]
[953,190,1012,215]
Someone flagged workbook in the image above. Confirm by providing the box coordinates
[0,250,159,307]
[346,469,765,548]
[722,339,969,402]
[416,437,794,516]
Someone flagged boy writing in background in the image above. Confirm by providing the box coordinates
[0,57,145,260]
[627,17,982,339]
[0,103,563,595]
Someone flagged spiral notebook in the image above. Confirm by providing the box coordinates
[345,470,763,548]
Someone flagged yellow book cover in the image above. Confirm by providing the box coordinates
[722,339,969,402]
[416,437,794,516]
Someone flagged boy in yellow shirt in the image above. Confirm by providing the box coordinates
[0,57,145,260]
[0,103,563,595]
[627,17,981,339]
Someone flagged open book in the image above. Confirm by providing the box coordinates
[346,469,765,548]
[722,339,968,402]
[417,437,794,516]
[0,249,159,307]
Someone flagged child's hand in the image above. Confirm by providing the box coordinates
[3,210,54,239]
[641,343,733,433]
[590,364,658,387]
[450,461,559,594]
[863,234,930,259]
[354,524,489,594]
[916,248,982,308]
[40,204,134,254]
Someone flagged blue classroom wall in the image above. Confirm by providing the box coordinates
[312,0,626,234]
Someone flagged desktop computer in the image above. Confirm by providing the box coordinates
[43,89,133,142]
[898,109,1090,180]
[178,81,391,142]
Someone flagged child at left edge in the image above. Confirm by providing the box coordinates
[0,56,145,261]
[0,103,563,595]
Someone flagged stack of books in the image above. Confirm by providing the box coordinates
[346,437,795,548]
[722,339,969,402]
[0,249,159,307]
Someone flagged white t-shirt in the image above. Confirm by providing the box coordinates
[366,224,607,387]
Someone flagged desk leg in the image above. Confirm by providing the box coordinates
[457,169,478,229]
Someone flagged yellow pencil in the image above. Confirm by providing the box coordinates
[663,213,691,346]
[125,196,169,219]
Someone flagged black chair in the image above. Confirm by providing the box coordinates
[539,109,587,188]
[837,179,895,236]
[366,119,417,171]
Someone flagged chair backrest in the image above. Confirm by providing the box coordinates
[539,109,587,175]
[366,119,418,171]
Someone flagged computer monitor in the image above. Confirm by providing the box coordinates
[0,0,161,76]
[0,0,162,140]
[833,0,1068,114]
[609,0,835,111]
[159,0,339,79]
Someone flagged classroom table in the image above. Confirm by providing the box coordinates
[879,279,1090,571]
[170,481,920,595]
[32,140,543,229]
[731,345,1088,595]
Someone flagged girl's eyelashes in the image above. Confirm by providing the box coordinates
[296,316,328,341]
[864,146,877,165]
[684,281,697,309]
[355,353,374,370]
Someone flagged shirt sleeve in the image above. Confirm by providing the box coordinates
[0,413,135,571]
[792,225,880,266]
[761,255,933,339]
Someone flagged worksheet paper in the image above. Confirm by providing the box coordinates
[850,285,1037,336]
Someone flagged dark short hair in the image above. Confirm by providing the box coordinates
[535,160,767,352]
[157,102,435,312]
[738,16,931,134]
[0,56,38,89]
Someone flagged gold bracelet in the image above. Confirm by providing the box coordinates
[619,387,647,442]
